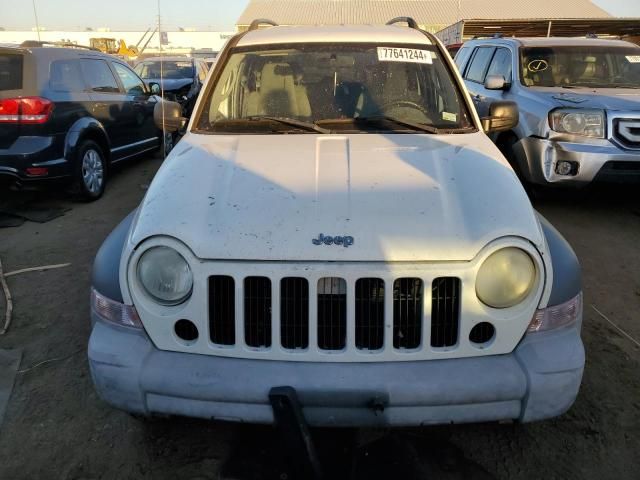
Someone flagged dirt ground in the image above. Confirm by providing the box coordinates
[0,153,638,480]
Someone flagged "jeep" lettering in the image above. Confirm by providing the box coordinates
[312,233,354,248]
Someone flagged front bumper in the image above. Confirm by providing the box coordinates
[516,136,640,186]
[88,313,584,426]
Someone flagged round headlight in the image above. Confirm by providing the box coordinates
[476,248,536,309]
[137,246,193,305]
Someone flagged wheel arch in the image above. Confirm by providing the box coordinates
[93,210,137,303]
[536,212,582,306]
[64,117,111,165]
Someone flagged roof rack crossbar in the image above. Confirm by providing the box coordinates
[386,17,419,29]
[20,40,98,51]
[248,19,279,31]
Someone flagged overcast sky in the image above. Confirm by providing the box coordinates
[0,0,638,31]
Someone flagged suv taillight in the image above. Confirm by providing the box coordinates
[0,97,53,124]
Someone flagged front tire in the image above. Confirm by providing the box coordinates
[73,140,107,201]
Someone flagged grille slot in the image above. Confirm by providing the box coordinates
[317,277,347,350]
[355,278,385,350]
[431,277,461,347]
[208,276,235,345]
[280,277,309,349]
[393,278,423,349]
[244,277,272,348]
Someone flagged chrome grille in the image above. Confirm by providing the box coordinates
[430,277,460,348]
[208,276,235,345]
[244,276,272,348]
[614,118,640,149]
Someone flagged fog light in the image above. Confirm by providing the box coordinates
[555,161,577,176]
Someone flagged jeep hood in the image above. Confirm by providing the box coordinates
[131,133,542,262]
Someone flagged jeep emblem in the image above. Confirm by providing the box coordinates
[312,233,354,248]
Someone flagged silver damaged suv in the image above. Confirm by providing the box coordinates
[456,37,640,186]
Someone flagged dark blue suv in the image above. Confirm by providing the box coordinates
[0,43,163,200]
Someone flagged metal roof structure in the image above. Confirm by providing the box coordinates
[436,18,640,45]
[236,0,611,32]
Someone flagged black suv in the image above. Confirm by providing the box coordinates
[0,43,163,200]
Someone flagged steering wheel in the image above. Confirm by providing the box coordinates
[380,100,430,116]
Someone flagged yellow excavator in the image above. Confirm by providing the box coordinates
[89,29,157,58]
[89,38,138,57]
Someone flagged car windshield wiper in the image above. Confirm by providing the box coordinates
[245,116,332,134]
[323,116,476,134]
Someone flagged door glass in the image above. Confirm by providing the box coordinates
[486,48,512,82]
[50,60,85,92]
[80,59,119,93]
[465,47,495,83]
[113,62,146,95]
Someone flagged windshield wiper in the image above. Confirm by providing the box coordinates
[321,116,476,134]
[245,116,332,134]
[354,116,441,133]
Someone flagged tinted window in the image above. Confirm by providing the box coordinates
[113,62,146,95]
[465,47,495,83]
[50,59,85,92]
[0,54,23,91]
[80,59,119,93]
[486,48,512,82]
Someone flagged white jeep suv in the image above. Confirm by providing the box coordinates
[88,19,584,426]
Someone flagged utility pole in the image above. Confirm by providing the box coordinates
[32,0,41,42]
[157,0,162,54]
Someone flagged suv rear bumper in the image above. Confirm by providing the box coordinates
[517,137,640,186]
[0,134,70,182]
[88,315,584,426]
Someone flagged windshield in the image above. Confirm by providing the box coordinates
[134,60,194,79]
[520,46,640,88]
[195,43,474,134]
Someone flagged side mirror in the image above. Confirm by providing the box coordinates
[154,100,187,133]
[481,101,519,133]
[484,75,509,91]
[148,82,161,95]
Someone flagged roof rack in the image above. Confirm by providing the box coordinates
[20,40,99,51]
[386,17,419,29]
[248,19,279,31]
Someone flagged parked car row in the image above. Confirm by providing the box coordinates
[455,36,640,188]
